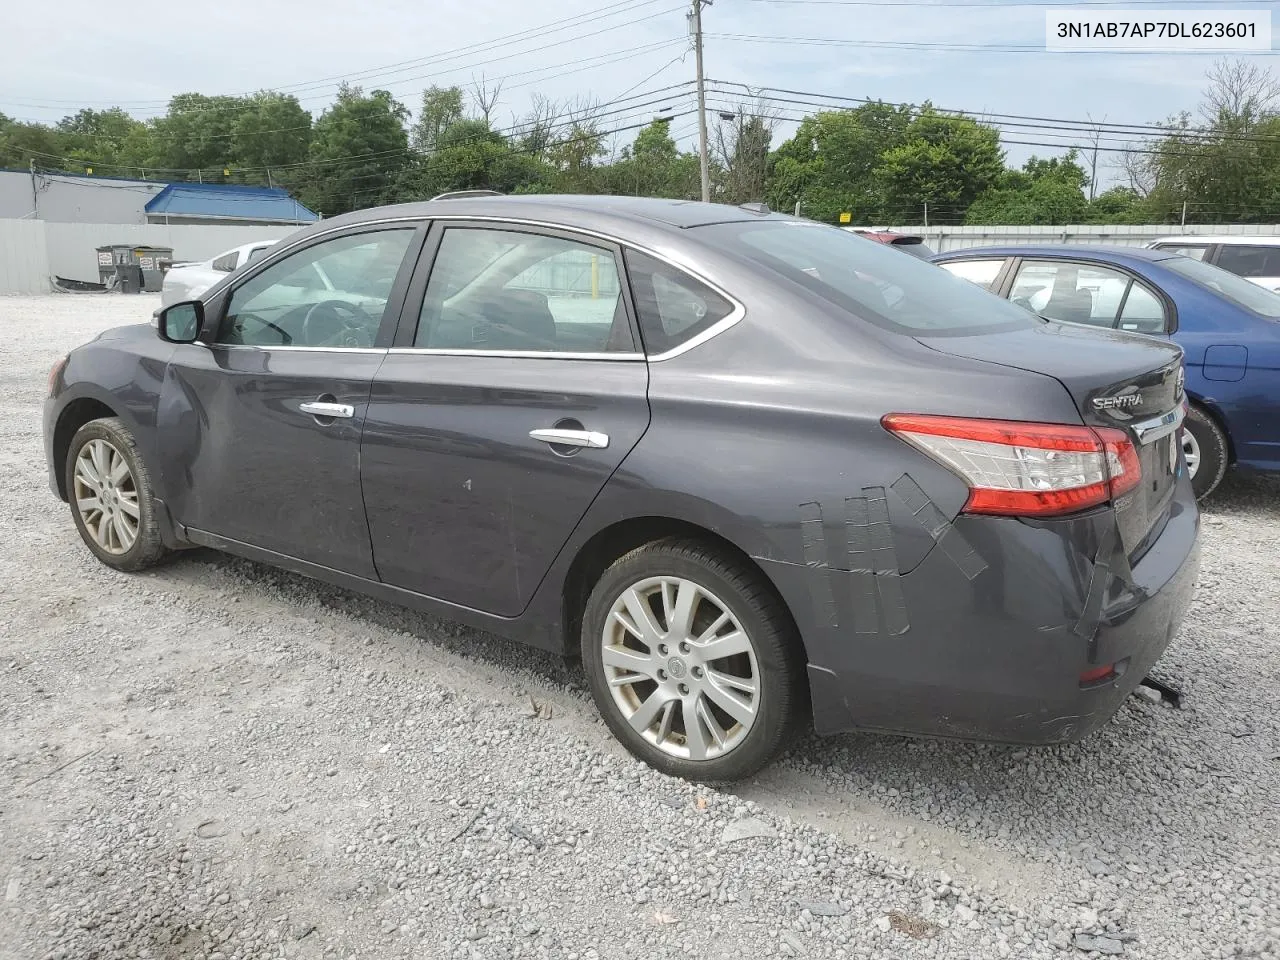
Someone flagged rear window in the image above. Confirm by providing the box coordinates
[702,221,1040,336]
[1161,255,1280,318]
[1214,243,1280,279]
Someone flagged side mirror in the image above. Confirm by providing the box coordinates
[158,301,204,343]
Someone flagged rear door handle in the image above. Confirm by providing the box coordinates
[300,401,354,419]
[529,428,610,449]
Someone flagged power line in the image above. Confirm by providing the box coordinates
[708,80,1280,147]
[1,0,676,110]
[707,32,1280,54]
[15,87,697,179]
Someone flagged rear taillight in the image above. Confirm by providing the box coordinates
[882,414,1141,518]
[48,356,68,397]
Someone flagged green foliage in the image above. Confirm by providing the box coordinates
[230,93,312,174]
[966,151,1089,224]
[876,108,1005,223]
[13,58,1280,224]
[412,86,465,152]
[302,86,410,215]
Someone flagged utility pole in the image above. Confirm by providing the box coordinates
[923,201,929,228]
[691,0,711,203]
[29,160,38,220]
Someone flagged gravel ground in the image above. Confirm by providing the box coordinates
[1,294,1277,960]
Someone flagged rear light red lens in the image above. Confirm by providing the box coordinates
[882,414,1142,518]
[1079,663,1117,685]
[48,356,68,397]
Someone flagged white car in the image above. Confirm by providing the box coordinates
[1146,236,1280,293]
[160,241,278,307]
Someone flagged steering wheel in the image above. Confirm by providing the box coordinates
[228,311,292,345]
[302,300,373,348]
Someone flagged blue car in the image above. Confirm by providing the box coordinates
[932,245,1280,498]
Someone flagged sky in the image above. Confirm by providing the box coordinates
[3,0,1279,187]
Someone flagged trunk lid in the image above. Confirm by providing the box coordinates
[915,321,1186,558]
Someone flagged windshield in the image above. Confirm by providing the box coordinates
[702,221,1040,336]
[1161,254,1280,318]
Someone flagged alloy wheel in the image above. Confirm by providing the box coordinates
[601,576,760,762]
[73,438,139,555]
[1183,430,1201,479]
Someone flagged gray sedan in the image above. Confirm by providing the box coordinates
[44,195,1200,782]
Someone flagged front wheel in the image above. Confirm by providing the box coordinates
[1183,404,1228,500]
[581,539,805,783]
[65,417,170,571]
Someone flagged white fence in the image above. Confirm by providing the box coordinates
[881,223,1280,252]
[0,219,305,295]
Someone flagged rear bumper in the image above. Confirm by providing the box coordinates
[763,473,1201,745]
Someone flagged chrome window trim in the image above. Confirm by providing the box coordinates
[208,343,388,355]
[427,215,747,361]
[205,213,748,361]
[388,348,644,361]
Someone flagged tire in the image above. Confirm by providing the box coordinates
[1183,404,1228,500]
[581,538,806,783]
[65,417,170,572]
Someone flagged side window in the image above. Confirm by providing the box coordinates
[1214,244,1280,279]
[623,250,735,355]
[1117,283,1167,334]
[245,245,272,265]
[218,228,414,348]
[1153,244,1210,261]
[1009,260,1133,328]
[416,227,634,354]
[212,252,238,272]
[938,258,1005,290]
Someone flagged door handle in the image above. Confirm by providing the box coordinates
[300,401,354,419]
[529,428,609,449]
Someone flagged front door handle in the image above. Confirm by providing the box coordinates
[529,428,609,449]
[300,400,354,419]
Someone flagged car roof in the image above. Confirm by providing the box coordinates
[317,194,782,233]
[932,244,1176,263]
[1150,235,1280,246]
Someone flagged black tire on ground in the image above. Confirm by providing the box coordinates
[1184,403,1229,501]
[581,538,806,783]
[64,417,171,572]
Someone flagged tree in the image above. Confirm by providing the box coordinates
[302,85,410,215]
[714,98,778,204]
[875,107,1005,223]
[966,152,1089,225]
[1085,186,1148,223]
[412,86,465,152]
[149,93,246,177]
[0,113,63,170]
[765,102,913,222]
[1200,57,1280,129]
[230,92,312,177]
[601,119,699,198]
[468,77,503,126]
[55,108,152,173]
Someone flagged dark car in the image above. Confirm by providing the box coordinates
[933,245,1280,499]
[45,196,1199,782]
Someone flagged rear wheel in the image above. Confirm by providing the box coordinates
[65,418,170,571]
[581,539,805,783]
[1183,404,1228,500]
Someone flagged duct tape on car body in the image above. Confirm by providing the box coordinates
[890,473,988,581]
